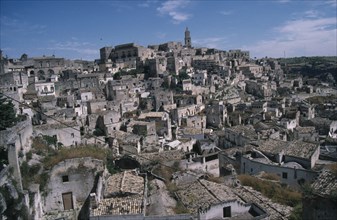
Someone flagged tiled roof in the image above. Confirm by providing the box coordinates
[286,140,318,159]
[176,179,241,213]
[311,169,337,197]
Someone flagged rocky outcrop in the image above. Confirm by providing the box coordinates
[0,167,29,219]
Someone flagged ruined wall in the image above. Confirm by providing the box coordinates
[181,115,206,129]
[34,125,81,147]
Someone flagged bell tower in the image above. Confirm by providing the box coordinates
[184,27,191,48]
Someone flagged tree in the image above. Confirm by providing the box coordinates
[113,72,121,80]
[178,69,190,80]
[0,94,17,130]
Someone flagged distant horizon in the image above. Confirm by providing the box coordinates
[1,0,336,60]
[1,46,337,62]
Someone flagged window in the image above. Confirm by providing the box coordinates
[223,206,231,218]
[282,172,288,179]
[62,175,69,182]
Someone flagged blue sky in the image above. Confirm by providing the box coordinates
[1,0,336,60]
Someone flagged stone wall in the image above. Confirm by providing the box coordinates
[0,118,33,189]
[198,200,251,220]
[34,125,81,147]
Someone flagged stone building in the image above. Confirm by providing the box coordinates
[192,70,207,86]
[153,89,174,111]
[217,125,257,148]
[95,110,122,136]
[184,27,192,48]
[170,104,204,127]
[146,57,167,76]
[99,43,154,71]
[44,158,104,214]
[138,111,172,140]
[226,49,250,60]
[181,115,207,130]
[256,139,320,169]
[240,153,318,187]
[205,101,227,128]
[34,81,55,96]
[173,94,203,108]
[175,179,267,219]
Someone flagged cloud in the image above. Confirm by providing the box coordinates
[46,40,99,59]
[242,17,337,58]
[109,1,133,12]
[157,0,191,24]
[156,32,167,39]
[277,0,291,3]
[304,10,320,18]
[220,10,233,16]
[193,37,227,49]
[138,0,158,8]
[0,16,47,35]
[325,0,337,7]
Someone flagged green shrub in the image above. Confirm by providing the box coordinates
[261,172,280,181]
[26,151,32,161]
[42,135,57,146]
[289,203,302,220]
[43,146,107,169]
[173,200,189,214]
[106,157,120,175]
[93,128,105,136]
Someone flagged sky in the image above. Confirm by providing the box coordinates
[0,0,336,60]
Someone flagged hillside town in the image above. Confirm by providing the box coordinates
[1,28,337,220]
